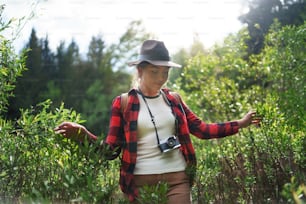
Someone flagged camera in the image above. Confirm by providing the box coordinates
[158,136,181,153]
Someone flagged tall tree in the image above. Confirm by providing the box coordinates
[39,36,57,100]
[111,20,154,71]
[41,36,56,78]
[8,28,45,118]
[239,0,306,55]
[81,35,124,134]
[80,21,152,134]
[87,36,105,69]
[54,40,82,109]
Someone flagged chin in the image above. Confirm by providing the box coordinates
[156,84,164,88]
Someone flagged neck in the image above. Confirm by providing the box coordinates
[138,87,160,97]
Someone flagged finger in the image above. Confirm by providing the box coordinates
[59,132,70,138]
[55,129,66,134]
[251,119,261,126]
[57,122,71,129]
[252,120,261,127]
[54,125,65,131]
[54,126,66,131]
[252,116,262,121]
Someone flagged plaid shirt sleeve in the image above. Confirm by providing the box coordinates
[181,100,239,139]
[104,92,139,201]
[103,96,124,160]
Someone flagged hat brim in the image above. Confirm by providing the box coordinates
[127,60,182,68]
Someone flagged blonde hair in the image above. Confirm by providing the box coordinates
[131,69,140,88]
[130,62,171,89]
[130,62,149,88]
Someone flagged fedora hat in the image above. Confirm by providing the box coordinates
[127,40,182,68]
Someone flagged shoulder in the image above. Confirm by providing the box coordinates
[115,89,137,101]
[161,88,182,104]
[123,88,137,96]
[116,89,140,111]
[161,88,170,93]
[162,88,181,97]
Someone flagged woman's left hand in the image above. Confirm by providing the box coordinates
[238,111,261,128]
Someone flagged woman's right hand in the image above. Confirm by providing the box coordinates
[54,122,87,141]
[238,111,261,128]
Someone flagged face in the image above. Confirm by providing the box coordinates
[138,64,170,91]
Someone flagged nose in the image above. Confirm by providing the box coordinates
[157,72,168,83]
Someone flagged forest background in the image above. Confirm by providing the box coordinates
[0,0,305,203]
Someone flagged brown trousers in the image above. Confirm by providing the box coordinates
[133,171,192,204]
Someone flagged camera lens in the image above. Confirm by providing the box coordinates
[167,137,176,147]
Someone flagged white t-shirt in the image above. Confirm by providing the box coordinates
[133,92,187,175]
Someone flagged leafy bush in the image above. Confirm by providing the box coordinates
[136,183,168,204]
[0,32,26,115]
[176,22,305,203]
[262,20,306,129]
[0,101,121,203]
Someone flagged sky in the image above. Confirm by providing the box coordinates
[2,0,248,54]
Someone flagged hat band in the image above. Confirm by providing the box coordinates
[139,54,170,61]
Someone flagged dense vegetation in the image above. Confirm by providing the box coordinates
[1,0,305,203]
[7,21,153,135]
[176,22,306,203]
[239,0,306,55]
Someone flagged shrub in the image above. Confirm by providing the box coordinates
[177,22,305,203]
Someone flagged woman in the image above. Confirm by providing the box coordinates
[55,40,260,203]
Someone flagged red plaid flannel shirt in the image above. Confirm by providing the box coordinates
[104,88,239,202]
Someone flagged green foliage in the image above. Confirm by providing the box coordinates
[282,178,306,204]
[0,38,26,115]
[176,30,254,122]
[111,20,154,71]
[8,29,57,118]
[136,183,168,204]
[238,0,306,55]
[7,20,152,134]
[0,11,26,115]
[168,35,208,88]
[174,22,305,203]
[0,100,120,203]
[262,21,306,129]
